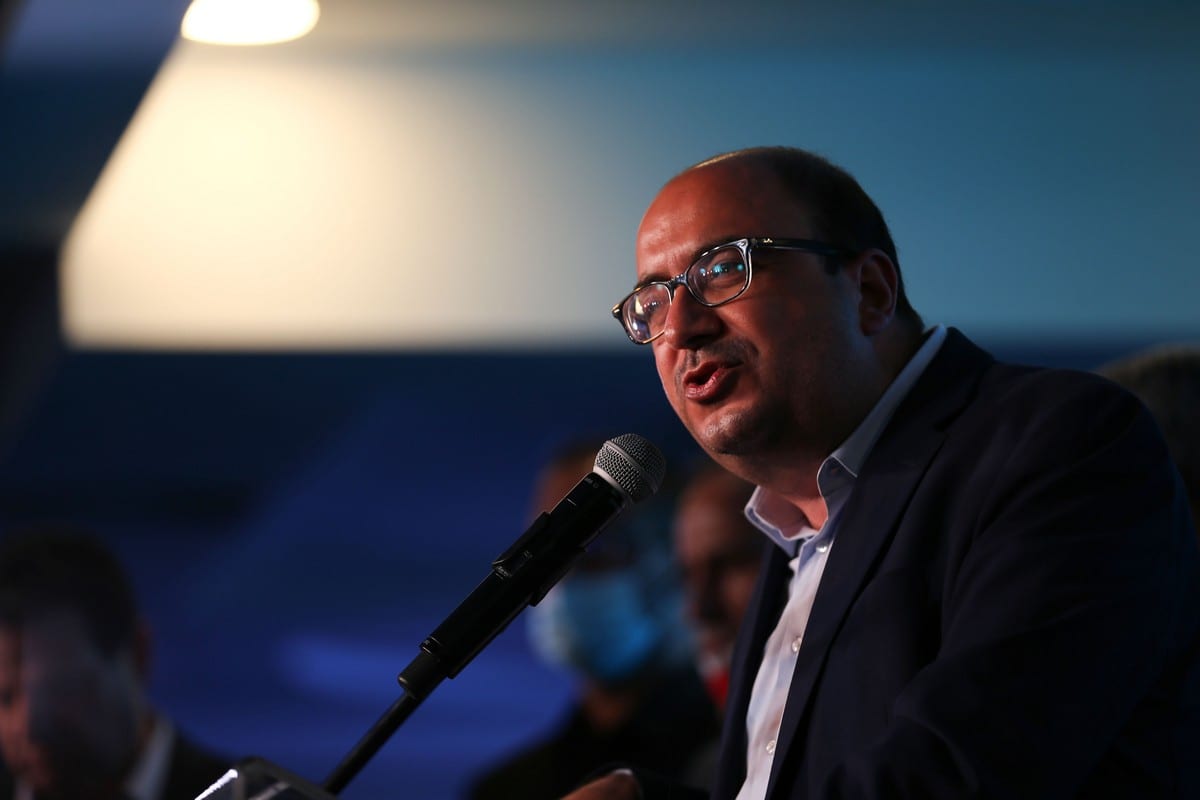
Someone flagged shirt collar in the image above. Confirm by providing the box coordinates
[126,713,175,800]
[747,324,948,553]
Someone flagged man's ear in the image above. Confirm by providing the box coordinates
[851,249,899,335]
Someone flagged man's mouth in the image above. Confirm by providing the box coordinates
[682,360,739,402]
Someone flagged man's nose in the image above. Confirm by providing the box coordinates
[660,289,721,349]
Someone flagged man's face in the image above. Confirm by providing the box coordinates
[634,159,878,469]
[673,474,762,663]
[0,613,143,799]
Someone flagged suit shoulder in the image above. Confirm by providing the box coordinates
[975,361,1157,441]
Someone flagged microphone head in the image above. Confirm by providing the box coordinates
[594,434,666,504]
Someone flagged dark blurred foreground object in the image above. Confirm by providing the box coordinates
[1099,344,1200,530]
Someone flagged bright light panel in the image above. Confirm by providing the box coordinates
[182,0,319,46]
[60,42,637,351]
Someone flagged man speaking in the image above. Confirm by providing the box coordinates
[569,146,1199,799]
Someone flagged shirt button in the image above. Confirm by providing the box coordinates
[791,636,802,653]
[766,739,777,755]
[816,543,829,553]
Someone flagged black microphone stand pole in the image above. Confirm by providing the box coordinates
[322,514,583,794]
[322,691,427,795]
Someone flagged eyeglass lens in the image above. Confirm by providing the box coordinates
[622,243,750,343]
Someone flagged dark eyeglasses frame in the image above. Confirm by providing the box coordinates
[611,236,851,344]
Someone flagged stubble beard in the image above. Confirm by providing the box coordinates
[692,384,841,490]
[694,392,792,461]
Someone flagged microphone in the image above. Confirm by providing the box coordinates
[323,434,667,794]
[397,433,666,700]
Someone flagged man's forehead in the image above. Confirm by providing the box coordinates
[643,164,761,228]
[661,156,794,212]
[636,161,806,275]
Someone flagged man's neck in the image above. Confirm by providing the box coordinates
[744,327,928,531]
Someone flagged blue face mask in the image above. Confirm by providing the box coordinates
[526,570,662,685]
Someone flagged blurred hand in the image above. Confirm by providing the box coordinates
[561,770,641,800]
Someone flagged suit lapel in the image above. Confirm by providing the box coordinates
[712,543,793,799]
[763,329,992,798]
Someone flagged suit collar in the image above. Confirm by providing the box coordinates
[712,329,994,800]
[746,326,949,556]
[765,329,992,799]
[712,543,792,799]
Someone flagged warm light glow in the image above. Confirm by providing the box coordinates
[60,42,632,351]
[182,0,319,46]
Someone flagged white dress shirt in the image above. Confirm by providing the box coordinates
[734,324,947,800]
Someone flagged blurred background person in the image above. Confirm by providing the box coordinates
[467,440,719,800]
[672,461,765,713]
[671,460,766,788]
[1099,345,1200,533]
[0,526,229,800]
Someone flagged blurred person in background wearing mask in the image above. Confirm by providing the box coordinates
[467,440,720,800]
[0,526,228,800]
[1099,344,1200,534]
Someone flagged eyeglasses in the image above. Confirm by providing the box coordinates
[612,237,850,345]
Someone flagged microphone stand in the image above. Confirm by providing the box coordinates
[322,514,576,794]
[322,692,428,795]
[318,429,665,794]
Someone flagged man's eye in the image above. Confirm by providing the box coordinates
[637,295,665,314]
[700,260,745,282]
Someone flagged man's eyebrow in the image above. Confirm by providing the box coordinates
[636,235,743,285]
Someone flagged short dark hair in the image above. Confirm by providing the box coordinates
[697,146,922,327]
[0,526,138,657]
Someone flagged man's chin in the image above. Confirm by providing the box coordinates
[695,407,762,457]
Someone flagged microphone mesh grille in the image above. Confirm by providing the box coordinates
[594,434,666,503]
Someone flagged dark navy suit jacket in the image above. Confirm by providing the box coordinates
[688,329,1200,800]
